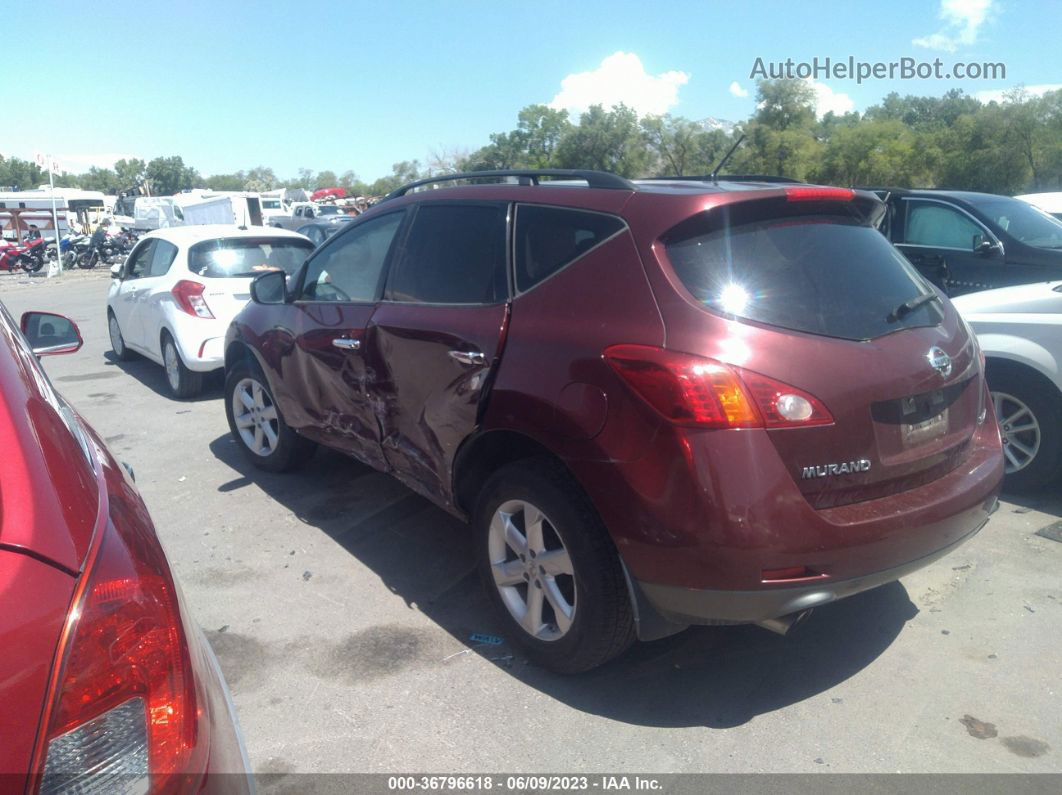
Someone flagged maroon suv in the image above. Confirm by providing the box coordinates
[224,170,1004,673]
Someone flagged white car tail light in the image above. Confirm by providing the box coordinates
[33,514,204,793]
[171,280,214,319]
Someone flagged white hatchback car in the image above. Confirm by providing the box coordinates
[953,280,1062,492]
[107,225,314,397]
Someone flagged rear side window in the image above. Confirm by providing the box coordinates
[188,237,313,278]
[387,203,507,304]
[515,205,625,292]
[147,240,178,277]
[664,207,942,341]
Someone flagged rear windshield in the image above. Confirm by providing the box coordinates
[664,207,942,340]
[188,237,313,278]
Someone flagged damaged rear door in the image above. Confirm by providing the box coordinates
[366,201,511,509]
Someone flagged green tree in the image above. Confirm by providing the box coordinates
[204,172,247,191]
[113,158,147,190]
[0,156,45,190]
[145,156,199,194]
[815,119,923,186]
[553,104,648,177]
[313,170,338,189]
[79,166,122,193]
[243,166,278,192]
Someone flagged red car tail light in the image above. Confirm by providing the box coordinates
[171,280,214,319]
[34,516,202,793]
[785,187,854,202]
[603,345,833,430]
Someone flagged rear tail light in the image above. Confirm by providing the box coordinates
[171,280,214,319]
[785,187,854,202]
[603,345,833,430]
[33,514,202,793]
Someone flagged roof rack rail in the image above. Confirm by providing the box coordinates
[647,174,805,184]
[382,169,636,200]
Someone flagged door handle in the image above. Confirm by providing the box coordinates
[449,350,486,366]
[332,337,361,350]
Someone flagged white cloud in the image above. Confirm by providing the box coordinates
[974,83,1062,104]
[549,52,689,117]
[729,81,749,98]
[808,80,855,118]
[913,0,994,52]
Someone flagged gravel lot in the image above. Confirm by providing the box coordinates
[4,274,1060,781]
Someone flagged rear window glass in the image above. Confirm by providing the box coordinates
[515,205,625,291]
[188,237,313,278]
[664,209,942,340]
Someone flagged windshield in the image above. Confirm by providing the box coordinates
[316,205,344,216]
[261,199,282,210]
[977,198,1062,249]
[188,237,314,278]
[665,211,942,341]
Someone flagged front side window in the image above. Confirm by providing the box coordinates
[904,201,984,249]
[124,240,156,279]
[515,205,625,292]
[300,212,404,302]
[386,203,507,304]
[188,237,313,278]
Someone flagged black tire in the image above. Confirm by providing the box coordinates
[161,334,203,399]
[987,361,1062,493]
[475,457,635,674]
[107,311,135,362]
[224,357,316,472]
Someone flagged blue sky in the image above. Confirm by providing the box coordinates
[6,0,1059,182]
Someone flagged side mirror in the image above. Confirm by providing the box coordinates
[20,311,83,356]
[973,234,1001,256]
[110,263,122,279]
[250,269,289,305]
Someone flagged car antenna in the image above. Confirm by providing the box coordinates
[709,134,746,183]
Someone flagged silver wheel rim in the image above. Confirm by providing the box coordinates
[163,340,181,391]
[232,377,280,457]
[488,499,576,642]
[109,315,123,356]
[993,391,1041,474]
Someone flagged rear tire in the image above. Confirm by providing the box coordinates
[162,334,203,399]
[987,361,1062,493]
[475,457,635,674]
[224,358,316,472]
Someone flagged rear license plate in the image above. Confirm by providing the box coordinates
[902,408,948,445]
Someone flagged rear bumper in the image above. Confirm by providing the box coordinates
[166,310,231,373]
[638,503,995,624]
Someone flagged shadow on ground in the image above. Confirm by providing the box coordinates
[208,435,918,730]
[102,350,224,401]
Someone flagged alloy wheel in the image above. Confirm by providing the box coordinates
[993,391,1041,474]
[231,377,280,457]
[488,499,576,642]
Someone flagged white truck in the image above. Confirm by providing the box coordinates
[175,192,264,227]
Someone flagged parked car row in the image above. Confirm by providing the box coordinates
[11,167,1060,786]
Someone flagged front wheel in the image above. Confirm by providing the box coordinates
[224,360,316,472]
[475,457,635,673]
[162,334,203,399]
[108,311,135,361]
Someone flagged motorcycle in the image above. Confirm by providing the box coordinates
[0,235,48,273]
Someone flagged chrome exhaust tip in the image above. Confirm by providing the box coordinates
[756,609,813,636]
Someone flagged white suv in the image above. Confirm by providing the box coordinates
[107,225,313,397]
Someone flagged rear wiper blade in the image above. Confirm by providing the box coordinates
[887,292,941,323]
